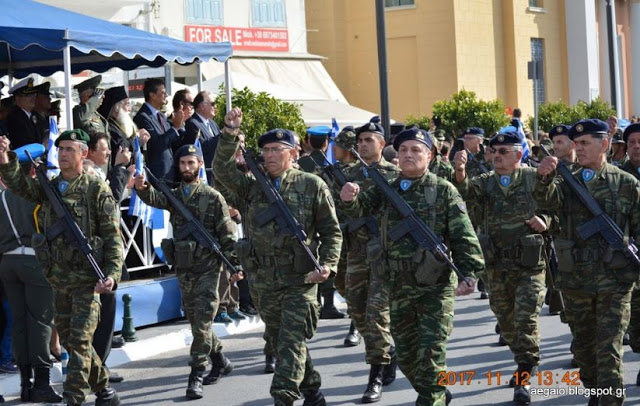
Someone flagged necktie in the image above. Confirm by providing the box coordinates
[157,112,165,131]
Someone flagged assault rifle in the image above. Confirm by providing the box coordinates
[242,148,323,272]
[539,145,640,269]
[26,151,107,282]
[349,148,472,285]
[143,166,238,274]
[544,236,565,313]
[317,151,379,236]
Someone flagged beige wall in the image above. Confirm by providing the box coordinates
[306,0,569,124]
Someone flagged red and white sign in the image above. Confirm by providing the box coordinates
[185,25,289,52]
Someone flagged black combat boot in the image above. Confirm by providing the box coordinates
[264,354,276,373]
[95,386,121,406]
[344,320,361,347]
[513,364,534,404]
[320,291,347,319]
[30,366,62,402]
[203,351,233,385]
[381,346,397,386]
[302,389,326,406]
[498,334,508,346]
[186,367,205,400]
[362,364,384,403]
[18,364,32,401]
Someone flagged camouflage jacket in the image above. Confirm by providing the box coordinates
[465,147,491,178]
[341,171,483,278]
[297,150,327,176]
[456,167,552,254]
[620,160,640,180]
[137,179,237,272]
[0,153,122,287]
[534,163,640,290]
[429,154,455,183]
[212,130,342,281]
[343,157,399,242]
[72,97,109,136]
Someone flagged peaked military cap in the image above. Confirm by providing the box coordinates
[74,75,102,93]
[334,127,356,150]
[434,129,446,142]
[489,131,520,148]
[548,124,571,139]
[50,100,62,114]
[612,129,625,144]
[258,129,295,148]
[568,119,609,140]
[174,144,203,161]
[9,77,37,96]
[33,82,51,95]
[356,122,384,138]
[465,127,485,137]
[55,129,91,147]
[393,127,434,151]
[306,126,332,138]
[623,123,640,143]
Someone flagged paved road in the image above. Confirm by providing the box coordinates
[6,294,640,405]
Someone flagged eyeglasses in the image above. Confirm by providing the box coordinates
[182,101,194,108]
[490,147,517,155]
[261,147,289,154]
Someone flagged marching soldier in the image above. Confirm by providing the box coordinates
[340,127,483,405]
[536,119,640,406]
[134,144,238,400]
[454,131,550,404]
[212,108,342,406]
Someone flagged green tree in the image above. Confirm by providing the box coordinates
[404,114,430,130]
[431,89,510,137]
[213,86,307,149]
[527,97,616,132]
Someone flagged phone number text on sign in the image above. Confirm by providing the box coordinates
[185,25,289,52]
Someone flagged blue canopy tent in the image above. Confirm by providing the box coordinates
[0,0,233,124]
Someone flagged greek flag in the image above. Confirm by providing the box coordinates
[128,137,163,230]
[46,118,60,178]
[500,124,530,163]
[194,138,208,182]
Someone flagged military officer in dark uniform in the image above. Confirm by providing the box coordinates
[6,78,41,149]
[73,75,108,136]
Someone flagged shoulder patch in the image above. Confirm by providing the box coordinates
[100,193,116,216]
[457,201,467,213]
[322,186,335,209]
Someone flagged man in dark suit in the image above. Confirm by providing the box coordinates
[6,78,41,149]
[133,78,185,183]
[183,91,220,172]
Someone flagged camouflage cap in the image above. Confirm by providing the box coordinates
[174,144,204,161]
[55,129,91,147]
[334,127,356,150]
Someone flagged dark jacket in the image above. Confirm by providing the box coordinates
[6,108,42,149]
[183,114,221,169]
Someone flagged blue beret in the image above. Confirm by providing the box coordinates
[356,122,384,138]
[489,131,521,148]
[174,144,203,161]
[14,143,46,163]
[393,128,434,151]
[369,115,381,124]
[549,124,571,139]
[55,129,90,147]
[623,123,640,143]
[465,127,485,136]
[306,126,331,138]
[568,119,609,140]
[257,129,295,148]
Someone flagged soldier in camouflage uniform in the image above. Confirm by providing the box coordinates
[454,131,551,404]
[428,132,455,182]
[212,108,342,406]
[536,119,640,406]
[619,123,640,388]
[610,130,628,167]
[341,122,400,403]
[72,76,109,137]
[134,144,238,400]
[340,127,484,405]
[298,128,348,320]
[0,130,122,406]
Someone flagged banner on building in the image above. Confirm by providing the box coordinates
[185,25,289,52]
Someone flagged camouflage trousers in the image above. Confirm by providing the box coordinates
[177,269,223,368]
[488,266,545,366]
[258,282,321,405]
[334,239,348,298]
[627,287,640,353]
[563,288,631,405]
[389,267,456,406]
[345,239,392,365]
[54,287,108,404]
[248,274,276,358]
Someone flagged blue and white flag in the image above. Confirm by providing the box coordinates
[46,117,60,178]
[194,138,208,183]
[499,124,530,163]
[128,137,164,230]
